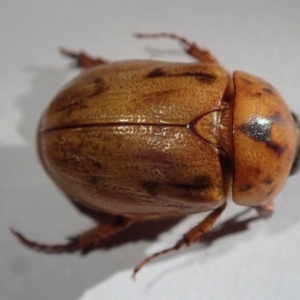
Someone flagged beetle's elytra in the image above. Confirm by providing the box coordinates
[12,33,300,277]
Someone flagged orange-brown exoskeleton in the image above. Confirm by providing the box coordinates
[12,33,300,278]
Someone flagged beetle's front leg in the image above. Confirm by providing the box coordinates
[135,32,220,65]
[132,203,226,279]
[60,48,108,69]
[11,215,133,253]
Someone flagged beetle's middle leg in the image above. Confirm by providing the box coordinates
[11,215,133,253]
[60,48,108,69]
[132,203,226,278]
[135,32,220,65]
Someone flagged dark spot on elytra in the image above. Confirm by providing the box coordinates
[241,78,253,85]
[262,87,274,94]
[170,176,211,191]
[94,77,103,84]
[180,71,216,83]
[54,78,106,115]
[143,181,160,196]
[146,68,215,84]
[264,178,273,185]
[142,89,177,103]
[93,161,102,169]
[251,92,262,97]
[240,184,252,192]
[147,68,165,78]
[240,113,285,156]
[253,167,261,175]
[140,152,174,166]
[86,77,105,98]
[77,156,103,172]
[88,176,99,185]
[55,90,89,115]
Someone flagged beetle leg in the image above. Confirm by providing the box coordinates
[255,200,275,218]
[135,32,220,65]
[132,203,226,279]
[60,48,108,69]
[11,216,133,253]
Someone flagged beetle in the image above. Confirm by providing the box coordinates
[12,33,300,278]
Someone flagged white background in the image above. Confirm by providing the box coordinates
[1,1,300,299]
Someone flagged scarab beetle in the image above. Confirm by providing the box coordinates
[12,33,300,277]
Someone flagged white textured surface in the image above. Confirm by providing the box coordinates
[2,1,300,299]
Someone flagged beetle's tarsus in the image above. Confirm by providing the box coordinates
[132,203,226,277]
[10,228,78,253]
[11,217,134,254]
[10,228,108,253]
[135,32,219,65]
[132,238,187,279]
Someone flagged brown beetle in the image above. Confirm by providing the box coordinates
[12,33,300,277]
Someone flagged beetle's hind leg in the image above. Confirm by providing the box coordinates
[135,32,220,65]
[60,48,108,69]
[132,203,226,279]
[11,216,133,254]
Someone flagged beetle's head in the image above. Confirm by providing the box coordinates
[289,112,300,175]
